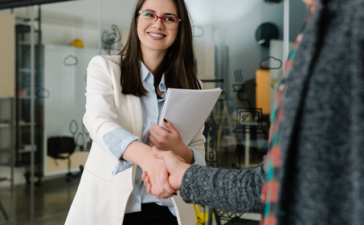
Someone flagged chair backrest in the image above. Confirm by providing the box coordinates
[47,136,76,159]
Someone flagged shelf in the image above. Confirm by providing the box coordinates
[0,178,9,182]
[16,17,40,22]
[18,41,31,45]
[0,124,10,128]
[0,149,12,153]
[18,96,38,100]
[18,149,37,154]
[19,122,37,127]
[18,68,37,73]
[0,163,12,166]
[17,41,42,46]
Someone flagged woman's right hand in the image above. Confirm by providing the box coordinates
[121,141,176,198]
[139,153,177,199]
[142,147,191,194]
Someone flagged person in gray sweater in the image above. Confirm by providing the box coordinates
[143,0,364,224]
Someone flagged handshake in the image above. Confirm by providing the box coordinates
[123,119,196,199]
[141,147,191,199]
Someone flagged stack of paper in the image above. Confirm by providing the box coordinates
[159,88,222,145]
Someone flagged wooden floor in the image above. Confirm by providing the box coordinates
[0,176,260,225]
[0,176,80,225]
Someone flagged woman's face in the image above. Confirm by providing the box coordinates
[137,0,179,55]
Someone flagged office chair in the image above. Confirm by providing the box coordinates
[47,136,81,182]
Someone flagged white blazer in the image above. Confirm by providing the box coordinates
[65,55,206,225]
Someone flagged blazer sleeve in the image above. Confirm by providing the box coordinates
[180,162,266,213]
[188,125,206,162]
[83,55,126,159]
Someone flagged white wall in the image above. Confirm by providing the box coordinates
[41,23,99,47]
[7,0,286,84]
[2,0,306,75]
[186,0,285,106]
[39,0,137,48]
[2,0,137,49]
[40,0,286,107]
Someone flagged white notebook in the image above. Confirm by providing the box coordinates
[159,88,222,145]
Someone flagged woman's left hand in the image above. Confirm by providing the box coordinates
[149,119,194,164]
[149,119,185,152]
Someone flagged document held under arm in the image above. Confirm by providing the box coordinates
[159,88,222,145]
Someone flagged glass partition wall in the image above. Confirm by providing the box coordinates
[0,0,309,224]
[0,1,99,224]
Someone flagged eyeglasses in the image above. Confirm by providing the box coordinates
[139,10,181,30]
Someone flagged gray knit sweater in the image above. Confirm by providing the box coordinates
[181,163,265,213]
[180,0,364,224]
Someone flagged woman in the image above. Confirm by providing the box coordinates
[65,0,206,224]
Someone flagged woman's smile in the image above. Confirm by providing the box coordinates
[148,32,166,40]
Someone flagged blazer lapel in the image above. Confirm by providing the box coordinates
[127,94,142,138]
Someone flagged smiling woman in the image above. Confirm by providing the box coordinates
[64,0,205,225]
[119,0,200,97]
[136,0,181,71]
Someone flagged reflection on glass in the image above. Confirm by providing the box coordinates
[0,0,310,224]
[0,1,98,224]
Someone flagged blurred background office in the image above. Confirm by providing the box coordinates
[0,0,307,224]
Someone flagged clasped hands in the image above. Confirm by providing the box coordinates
[140,120,191,199]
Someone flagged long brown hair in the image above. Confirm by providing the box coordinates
[118,0,201,97]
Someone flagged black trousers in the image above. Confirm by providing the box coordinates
[123,203,178,225]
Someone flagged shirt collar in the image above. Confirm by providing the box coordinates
[140,61,166,94]
[159,75,166,93]
[140,61,150,82]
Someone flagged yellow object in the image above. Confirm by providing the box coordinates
[256,69,271,115]
[71,39,84,48]
[193,204,214,225]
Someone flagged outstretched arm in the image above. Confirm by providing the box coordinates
[180,163,265,213]
[143,147,266,212]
